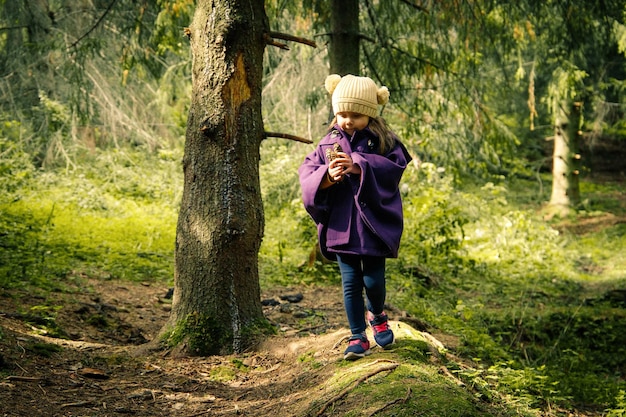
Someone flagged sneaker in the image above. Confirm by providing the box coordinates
[367,311,395,349]
[343,334,371,360]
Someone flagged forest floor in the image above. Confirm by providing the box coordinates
[0,277,467,417]
[0,172,624,416]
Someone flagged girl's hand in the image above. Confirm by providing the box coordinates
[334,152,361,176]
[328,159,344,183]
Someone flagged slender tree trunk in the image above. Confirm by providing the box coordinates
[329,0,360,76]
[549,100,582,215]
[159,0,268,355]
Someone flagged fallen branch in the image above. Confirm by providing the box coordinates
[264,131,313,144]
[60,401,93,409]
[315,362,399,417]
[0,25,29,32]
[332,335,350,350]
[296,324,328,334]
[6,375,42,382]
[368,387,412,416]
[184,411,212,417]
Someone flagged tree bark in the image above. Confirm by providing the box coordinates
[160,0,268,355]
[329,0,360,75]
[549,100,582,215]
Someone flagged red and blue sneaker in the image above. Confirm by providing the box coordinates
[368,311,395,349]
[343,333,371,360]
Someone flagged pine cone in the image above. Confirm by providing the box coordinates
[325,143,343,162]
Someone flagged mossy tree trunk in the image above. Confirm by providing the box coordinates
[160,0,268,355]
[548,100,582,216]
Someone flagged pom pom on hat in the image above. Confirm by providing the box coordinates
[325,74,342,95]
[326,74,389,118]
[377,86,390,106]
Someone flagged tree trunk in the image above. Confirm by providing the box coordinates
[159,0,268,355]
[548,100,582,215]
[329,0,360,75]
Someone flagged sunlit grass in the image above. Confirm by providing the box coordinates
[564,224,626,282]
[0,148,180,288]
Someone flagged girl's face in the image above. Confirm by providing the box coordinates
[336,112,369,136]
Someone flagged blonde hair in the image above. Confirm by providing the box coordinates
[328,115,396,155]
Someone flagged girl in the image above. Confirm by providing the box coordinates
[298,74,412,360]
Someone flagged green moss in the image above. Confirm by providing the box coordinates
[395,339,431,363]
[231,358,250,372]
[209,365,238,382]
[297,351,323,369]
[313,361,529,417]
[163,312,228,355]
[86,314,109,328]
[162,313,273,355]
[26,342,63,358]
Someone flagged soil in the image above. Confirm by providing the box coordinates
[0,278,423,417]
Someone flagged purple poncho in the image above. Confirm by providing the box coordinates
[298,125,411,260]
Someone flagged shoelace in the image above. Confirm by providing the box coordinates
[372,322,390,334]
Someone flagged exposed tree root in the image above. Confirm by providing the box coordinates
[315,361,400,417]
[367,387,412,416]
[439,365,466,387]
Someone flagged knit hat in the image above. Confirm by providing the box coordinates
[325,74,390,118]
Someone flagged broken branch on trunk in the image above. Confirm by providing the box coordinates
[264,132,313,144]
[268,31,317,48]
[265,33,289,50]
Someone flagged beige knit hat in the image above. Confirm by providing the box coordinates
[325,74,390,118]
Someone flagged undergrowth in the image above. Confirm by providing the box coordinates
[0,147,180,289]
[1,139,625,415]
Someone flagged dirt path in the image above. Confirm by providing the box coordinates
[0,278,382,416]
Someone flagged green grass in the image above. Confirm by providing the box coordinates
[0,148,179,289]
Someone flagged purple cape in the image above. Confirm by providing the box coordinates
[298,126,411,260]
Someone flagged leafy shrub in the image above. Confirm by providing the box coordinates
[606,391,626,417]
[0,120,36,193]
[0,209,50,288]
[400,162,469,268]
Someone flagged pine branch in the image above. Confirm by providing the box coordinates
[68,0,118,50]
[397,0,429,13]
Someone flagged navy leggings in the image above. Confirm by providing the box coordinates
[336,254,387,335]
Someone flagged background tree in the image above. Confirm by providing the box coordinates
[547,72,585,215]
[329,0,360,76]
[0,0,192,166]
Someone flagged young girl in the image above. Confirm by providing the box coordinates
[298,74,412,360]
